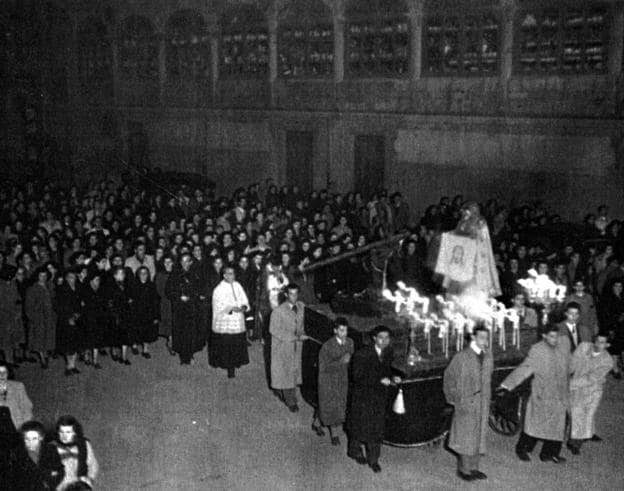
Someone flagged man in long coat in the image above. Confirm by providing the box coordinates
[270,283,306,411]
[567,335,614,454]
[165,253,204,365]
[318,317,354,445]
[443,324,493,481]
[347,325,400,473]
[500,324,571,463]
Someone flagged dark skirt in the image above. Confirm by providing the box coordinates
[130,320,159,345]
[55,320,84,354]
[209,332,249,369]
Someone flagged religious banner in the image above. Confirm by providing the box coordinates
[434,232,477,283]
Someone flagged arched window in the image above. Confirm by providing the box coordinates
[119,16,159,82]
[77,17,113,97]
[346,0,409,77]
[515,3,609,74]
[278,0,333,78]
[166,10,210,82]
[220,5,269,78]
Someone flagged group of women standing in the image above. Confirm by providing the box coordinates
[7,262,162,375]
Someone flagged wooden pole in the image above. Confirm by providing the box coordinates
[300,232,409,273]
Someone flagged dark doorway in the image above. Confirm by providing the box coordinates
[286,130,314,193]
[354,135,385,199]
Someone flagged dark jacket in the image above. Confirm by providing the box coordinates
[10,442,65,491]
[347,344,394,442]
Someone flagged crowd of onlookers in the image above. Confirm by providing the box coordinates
[1,171,624,486]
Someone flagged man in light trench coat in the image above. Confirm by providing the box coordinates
[443,324,493,481]
[499,324,571,463]
[270,283,308,412]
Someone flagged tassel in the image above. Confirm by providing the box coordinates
[393,388,406,415]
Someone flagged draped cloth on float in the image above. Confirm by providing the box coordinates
[434,226,501,297]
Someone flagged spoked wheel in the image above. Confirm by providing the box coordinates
[489,390,523,436]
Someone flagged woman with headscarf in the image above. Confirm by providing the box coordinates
[55,269,84,376]
[80,271,108,369]
[130,266,160,359]
[104,266,132,365]
[155,256,175,355]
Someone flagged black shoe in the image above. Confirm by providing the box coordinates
[288,404,299,413]
[331,436,340,446]
[84,359,92,366]
[93,363,102,369]
[142,352,151,359]
[131,347,139,355]
[457,471,475,481]
[180,361,191,365]
[611,370,622,379]
[99,350,108,357]
[227,368,235,378]
[64,369,73,376]
[122,359,131,366]
[591,434,602,442]
[71,367,81,375]
[311,423,325,437]
[516,451,531,461]
[471,470,487,480]
[540,455,566,464]
[566,443,580,455]
[349,454,366,465]
[369,463,381,473]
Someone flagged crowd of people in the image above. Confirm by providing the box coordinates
[1,171,624,485]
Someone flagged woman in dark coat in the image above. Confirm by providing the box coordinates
[55,269,84,376]
[316,318,354,445]
[130,266,160,358]
[24,268,56,369]
[347,326,400,472]
[165,253,204,365]
[599,279,624,377]
[80,272,108,369]
[9,420,65,491]
[154,256,174,355]
[104,266,132,365]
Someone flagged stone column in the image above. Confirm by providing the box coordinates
[408,0,424,80]
[210,34,219,101]
[500,0,516,82]
[158,33,166,103]
[333,4,345,83]
[269,9,278,83]
[207,15,219,103]
[608,1,624,77]
[66,19,79,103]
[111,29,120,104]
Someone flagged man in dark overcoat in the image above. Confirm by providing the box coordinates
[346,325,400,473]
[318,317,354,445]
[165,253,204,365]
[443,324,493,481]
